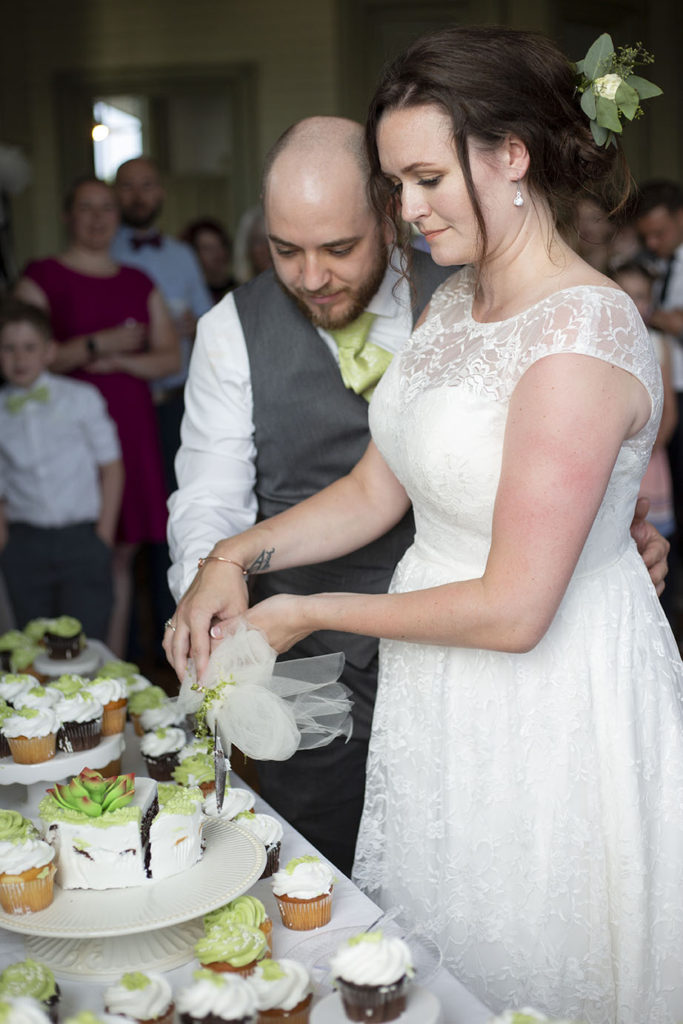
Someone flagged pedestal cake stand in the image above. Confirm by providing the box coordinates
[0,818,266,979]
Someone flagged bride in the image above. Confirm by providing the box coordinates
[166,26,683,1023]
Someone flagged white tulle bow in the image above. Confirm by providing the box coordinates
[177,620,352,761]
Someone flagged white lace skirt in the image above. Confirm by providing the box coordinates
[352,544,683,1024]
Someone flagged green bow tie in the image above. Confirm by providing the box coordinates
[329,312,393,402]
[6,385,50,414]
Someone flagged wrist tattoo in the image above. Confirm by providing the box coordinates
[247,548,274,574]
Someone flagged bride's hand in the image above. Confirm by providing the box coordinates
[163,560,249,681]
[211,593,313,654]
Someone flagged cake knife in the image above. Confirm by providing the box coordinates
[214,723,227,812]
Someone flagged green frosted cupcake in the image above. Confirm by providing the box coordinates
[0,960,60,1023]
[43,617,84,661]
[194,921,268,977]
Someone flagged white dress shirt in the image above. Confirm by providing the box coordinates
[0,372,121,527]
[167,264,415,599]
[655,242,683,391]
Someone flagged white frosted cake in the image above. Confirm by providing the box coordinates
[38,770,205,889]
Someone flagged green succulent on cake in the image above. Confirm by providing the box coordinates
[46,768,135,818]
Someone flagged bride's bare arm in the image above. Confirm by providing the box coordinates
[244,353,651,655]
[165,440,411,678]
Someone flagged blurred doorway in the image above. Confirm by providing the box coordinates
[55,64,259,236]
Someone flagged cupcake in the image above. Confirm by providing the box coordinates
[329,931,413,1022]
[43,617,85,661]
[12,687,59,712]
[140,727,187,781]
[22,620,52,646]
[85,676,128,735]
[203,788,255,820]
[194,921,268,977]
[0,675,36,707]
[47,674,86,697]
[139,700,186,733]
[234,812,282,878]
[271,855,334,930]
[0,811,39,846]
[52,692,103,752]
[178,736,212,761]
[8,643,41,676]
[205,896,272,954]
[0,701,13,757]
[104,971,174,1024]
[0,633,28,673]
[248,959,312,1024]
[0,997,53,1024]
[177,969,257,1024]
[97,659,140,678]
[128,686,167,737]
[174,752,215,795]
[3,708,59,764]
[0,836,56,913]
[0,961,60,1023]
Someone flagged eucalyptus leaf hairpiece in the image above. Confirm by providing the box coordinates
[575,33,662,148]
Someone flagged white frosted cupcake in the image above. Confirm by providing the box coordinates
[178,736,213,762]
[3,708,59,764]
[0,675,36,707]
[104,971,174,1024]
[203,789,255,820]
[140,727,187,781]
[139,700,186,733]
[330,931,414,1022]
[0,997,53,1024]
[271,855,334,930]
[234,811,283,877]
[177,969,257,1024]
[248,959,312,1024]
[84,677,127,736]
[12,688,59,712]
[51,692,102,752]
[0,837,56,914]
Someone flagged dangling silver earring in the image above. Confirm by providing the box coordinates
[513,183,524,207]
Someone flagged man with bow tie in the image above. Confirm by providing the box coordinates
[111,157,211,493]
[167,118,670,875]
[0,300,123,638]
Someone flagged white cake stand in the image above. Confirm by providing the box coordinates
[0,818,266,979]
[0,733,125,785]
[32,640,104,679]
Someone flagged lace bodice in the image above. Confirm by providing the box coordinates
[370,265,662,582]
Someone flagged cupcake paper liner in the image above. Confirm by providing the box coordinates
[275,890,332,931]
[0,861,56,914]
[336,976,409,1022]
[8,733,56,764]
[58,718,102,753]
[144,753,181,782]
[201,960,260,978]
[101,699,128,736]
[257,993,313,1023]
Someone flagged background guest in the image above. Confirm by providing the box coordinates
[233,205,273,283]
[14,176,178,655]
[0,299,123,638]
[181,217,237,305]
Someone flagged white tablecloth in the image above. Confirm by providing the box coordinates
[0,726,492,1024]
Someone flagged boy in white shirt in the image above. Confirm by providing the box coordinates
[0,300,123,639]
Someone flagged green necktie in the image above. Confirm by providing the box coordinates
[6,385,50,415]
[329,312,393,402]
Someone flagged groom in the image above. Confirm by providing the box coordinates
[167,117,669,875]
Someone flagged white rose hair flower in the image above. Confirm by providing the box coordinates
[575,33,662,148]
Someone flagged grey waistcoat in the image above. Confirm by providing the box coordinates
[234,251,454,734]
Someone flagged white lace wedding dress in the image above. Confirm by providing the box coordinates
[353,267,683,1023]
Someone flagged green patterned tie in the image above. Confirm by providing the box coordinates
[5,385,50,414]
[329,312,392,402]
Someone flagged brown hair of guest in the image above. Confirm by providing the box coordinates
[365,26,631,260]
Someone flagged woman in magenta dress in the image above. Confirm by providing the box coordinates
[16,177,179,654]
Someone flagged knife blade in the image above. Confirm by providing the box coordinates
[214,723,227,812]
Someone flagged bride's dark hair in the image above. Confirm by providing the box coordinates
[365,25,630,259]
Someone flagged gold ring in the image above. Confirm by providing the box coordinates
[164,618,177,632]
